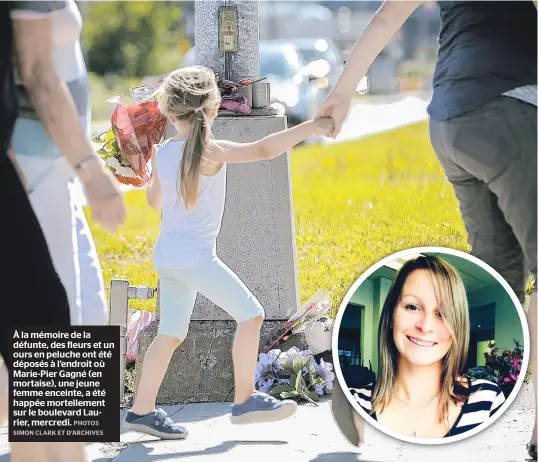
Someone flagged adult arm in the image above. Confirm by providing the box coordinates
[316,1,425,137]
[11,7,125,231]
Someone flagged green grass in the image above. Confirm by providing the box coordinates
[292,121,470,314]
[87,121,469,314]
[85,189,160,312]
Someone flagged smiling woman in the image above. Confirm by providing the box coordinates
[334,249,529,444]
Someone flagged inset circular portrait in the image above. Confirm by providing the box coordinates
[332,247,530,444]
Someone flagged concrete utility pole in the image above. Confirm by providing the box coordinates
[195,0,259,83]
[135,0,301,403]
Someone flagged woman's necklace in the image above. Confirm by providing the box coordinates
[394,391,440,438]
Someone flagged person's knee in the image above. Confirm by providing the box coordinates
[252,313,265,326]
[239,312,265,328]
[156,332,184,350]
[250,306,266,325]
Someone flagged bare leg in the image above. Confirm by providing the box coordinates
[228,314,297,425]
[528,291,537,446]
[353,411,366,445]
[232,315,264,404]
[131,334,181,416]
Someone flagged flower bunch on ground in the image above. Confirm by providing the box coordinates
[255,347,334,405]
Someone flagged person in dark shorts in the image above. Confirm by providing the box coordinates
[316,2,536,457]
[1,2,126,461]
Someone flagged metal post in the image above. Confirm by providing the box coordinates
[109,280,129,402]
[109,279,157,401]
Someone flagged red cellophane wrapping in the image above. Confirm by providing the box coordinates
[110,100,167,184]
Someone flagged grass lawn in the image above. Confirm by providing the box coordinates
[86,121,470,314]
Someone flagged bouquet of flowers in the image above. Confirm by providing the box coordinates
[93,81,167,186]
[255,346,334,405]
[93,126,143,187]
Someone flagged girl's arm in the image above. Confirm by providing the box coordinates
[146,145,162,210]
[208,118,333,164]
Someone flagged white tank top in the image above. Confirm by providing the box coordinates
[153,139,227,270]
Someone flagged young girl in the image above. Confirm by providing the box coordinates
[123,66,333,439]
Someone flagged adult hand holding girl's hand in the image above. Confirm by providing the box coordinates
[312,117,335,137]
[315,92,351,139]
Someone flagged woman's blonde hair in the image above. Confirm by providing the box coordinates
[157,66,221,209]
[371,255,471,427]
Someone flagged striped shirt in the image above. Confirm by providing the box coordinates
[349,379,505,438]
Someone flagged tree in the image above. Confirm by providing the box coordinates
[82,1,189,77]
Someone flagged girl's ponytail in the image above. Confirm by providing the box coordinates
[178,109,207,209]
[158,66,221,209]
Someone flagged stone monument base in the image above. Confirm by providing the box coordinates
[134,319,309,404]
[134,113,300,404]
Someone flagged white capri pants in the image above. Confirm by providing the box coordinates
[157,258,265,340]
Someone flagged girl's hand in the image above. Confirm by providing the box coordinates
[312,117,335,137]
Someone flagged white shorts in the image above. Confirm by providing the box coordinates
[157,258,265,340]
[13,154,107,325]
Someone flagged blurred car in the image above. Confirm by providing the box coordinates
[260,41,321,125]
[288,37,345,95]
[367,49,400,94]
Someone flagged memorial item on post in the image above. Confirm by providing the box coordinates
[217,76,267,115]
[93,81,167,186]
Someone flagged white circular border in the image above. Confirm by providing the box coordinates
[331,246,531,445]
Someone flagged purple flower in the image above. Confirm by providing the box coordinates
[315,383,324,396]
[255,349,283,391]
[255,350,282,378]
[258,377,274,393]
[315,359,335,391]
